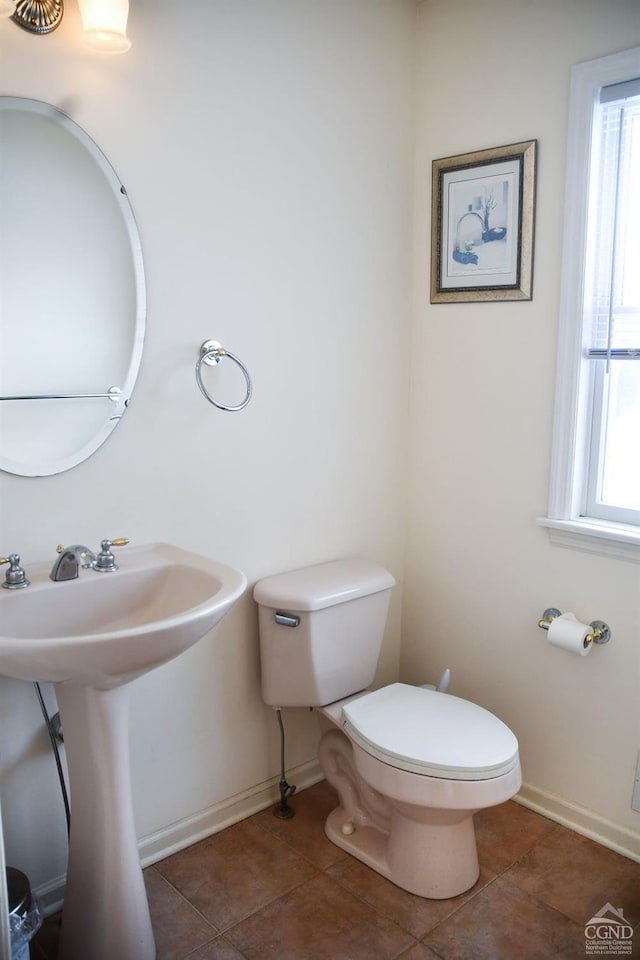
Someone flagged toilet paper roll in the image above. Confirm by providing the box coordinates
[547,613,592,656]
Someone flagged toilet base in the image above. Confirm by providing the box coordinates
[318,722,520,900]
[324,803,480,900]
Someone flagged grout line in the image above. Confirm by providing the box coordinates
[34,786,640,960]
[182,932,250,960]
[248,804,348,874]
[219,873,321,935]
[389,937,425,959]
[146,864,222,937]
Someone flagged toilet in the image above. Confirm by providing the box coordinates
[254,558,521,900]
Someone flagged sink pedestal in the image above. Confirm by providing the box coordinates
[56,683,156,960]
[0,543,248,959]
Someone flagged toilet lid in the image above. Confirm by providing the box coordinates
[342,683,519,781]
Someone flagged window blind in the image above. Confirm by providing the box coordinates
[585,81,640,360]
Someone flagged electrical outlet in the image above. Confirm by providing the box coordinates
[632,750,640,813]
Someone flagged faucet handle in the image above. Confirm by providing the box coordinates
[94,538,130,573]
[0,554,30,590]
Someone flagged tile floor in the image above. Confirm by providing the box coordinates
[32,780,640,960]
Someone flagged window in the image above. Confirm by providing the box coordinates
[539,47,640,560]
[585,76,640,525]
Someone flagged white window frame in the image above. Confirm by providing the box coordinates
[537,46,640,562]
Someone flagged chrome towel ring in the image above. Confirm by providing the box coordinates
[195,339,252,412]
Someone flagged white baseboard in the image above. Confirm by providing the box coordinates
[36,758,324,917]
[32,874,67,918]
[516,782,640,863]
[37,768,640,917]
[139,758,324,867]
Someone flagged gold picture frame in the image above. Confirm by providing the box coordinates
[431,140,537,303]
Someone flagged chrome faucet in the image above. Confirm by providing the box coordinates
[50,545,96,582]
[49,538,130,581]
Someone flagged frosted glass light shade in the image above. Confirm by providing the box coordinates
[78,0,131,53]
[0,0,15,18]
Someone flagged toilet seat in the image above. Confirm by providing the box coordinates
[342,683,519,781]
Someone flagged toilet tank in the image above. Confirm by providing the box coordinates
[253,559,396,707]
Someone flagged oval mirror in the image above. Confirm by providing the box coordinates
[0,98,145,476]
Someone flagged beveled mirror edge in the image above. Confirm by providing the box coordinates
[0,97,146,477]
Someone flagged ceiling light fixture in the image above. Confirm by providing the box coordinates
[9,0,64,34]
[77,0,130,53]
[3,0,130,52]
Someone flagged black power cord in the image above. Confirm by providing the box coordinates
[33,683,70,838]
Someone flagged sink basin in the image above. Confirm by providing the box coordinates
[0,541,246,960]
[0,541,247,687]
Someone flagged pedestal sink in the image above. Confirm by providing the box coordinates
[0,542,247,960]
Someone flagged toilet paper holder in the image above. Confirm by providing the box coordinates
[537,608,611,645]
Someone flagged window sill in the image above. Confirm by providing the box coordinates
[536,516,640,563]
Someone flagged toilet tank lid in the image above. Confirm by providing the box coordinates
[253,559,396,611]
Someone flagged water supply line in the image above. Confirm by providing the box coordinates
[274,709,296,819]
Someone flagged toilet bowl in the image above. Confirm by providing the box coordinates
[254,559,521,899]
[317,683,520,898]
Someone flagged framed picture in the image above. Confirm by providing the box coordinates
[430,140,536,303]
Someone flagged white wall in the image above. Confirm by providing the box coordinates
[406,0,640,855]
[2,0,640,903]
[0,0,414,894]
